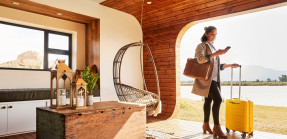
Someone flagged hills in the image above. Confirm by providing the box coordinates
[0,51,43,69]
[181,65,287,82]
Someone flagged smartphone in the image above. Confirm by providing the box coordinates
[225,46,231,50]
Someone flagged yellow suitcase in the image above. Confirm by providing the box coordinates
[225,66,254,138]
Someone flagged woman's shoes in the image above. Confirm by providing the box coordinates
[213,124,227,138]
[202,122,213,134]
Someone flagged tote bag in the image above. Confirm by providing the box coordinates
[183,43,213,80]
[183,58,213,80]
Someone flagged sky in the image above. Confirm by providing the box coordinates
[0,24,44,63]
[0,23,69,66]
[180,5,287,75]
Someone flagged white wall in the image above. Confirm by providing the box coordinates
[0,0,143,101]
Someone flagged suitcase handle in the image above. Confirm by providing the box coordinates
[230,65,241,104]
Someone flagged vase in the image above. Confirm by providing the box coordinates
[87,94,94,106]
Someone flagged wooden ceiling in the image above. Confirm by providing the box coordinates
[101,0,287,120]
[101,0,286,31]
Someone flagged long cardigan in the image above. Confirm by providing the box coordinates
[191,42,223,97]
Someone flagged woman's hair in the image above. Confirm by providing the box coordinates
[201,26,217,42]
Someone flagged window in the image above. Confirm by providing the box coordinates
[0,21,72,70]
[46,31,72,69]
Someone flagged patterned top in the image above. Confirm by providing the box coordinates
[206,42,219,82]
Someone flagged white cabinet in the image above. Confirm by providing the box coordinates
[0,100,48,136]
[7,101,46,134]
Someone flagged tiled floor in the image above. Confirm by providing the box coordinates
[147,119,287,139]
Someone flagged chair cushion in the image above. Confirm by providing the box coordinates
[0,88,50,102]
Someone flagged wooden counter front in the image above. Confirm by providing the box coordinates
[36,101,146,139]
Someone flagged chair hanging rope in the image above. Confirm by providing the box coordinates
[113,42,161,116]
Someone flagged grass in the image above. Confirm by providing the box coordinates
[181,82,287,86]
[221,81,287,86]
[177,98,287,135]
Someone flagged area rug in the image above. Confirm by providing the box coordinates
[146,128,174,139]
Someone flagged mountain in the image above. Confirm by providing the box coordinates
[0,51,43,69]
[181,65,287,82]
[221,65,287,81]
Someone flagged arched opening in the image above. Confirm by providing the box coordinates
[175,3,287,135]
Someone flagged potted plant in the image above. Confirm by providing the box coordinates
[81,66,100,106]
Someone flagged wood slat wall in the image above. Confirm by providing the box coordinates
[102,0,287,120]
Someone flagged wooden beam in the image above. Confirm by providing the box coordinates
[0,0,95,24]
[0,0,100,73]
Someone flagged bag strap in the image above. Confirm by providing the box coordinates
[193,43,213,63]
[203,42,213,62]
[202,42,208,55]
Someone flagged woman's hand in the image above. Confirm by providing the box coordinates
[217,49,228,55]
[211,49,228,58]
[230,63,240,68]
[222,63,240,69]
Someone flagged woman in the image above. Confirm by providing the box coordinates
[191,26,238,138]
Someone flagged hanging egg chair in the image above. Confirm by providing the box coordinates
[113,42,161,116]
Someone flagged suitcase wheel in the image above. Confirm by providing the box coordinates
[241,133,247,138]
[249,131,254,137]
[226,128,230,133]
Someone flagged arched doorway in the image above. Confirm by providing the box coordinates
[175,3,287,135]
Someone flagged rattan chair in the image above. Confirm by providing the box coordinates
[113,42,161,116]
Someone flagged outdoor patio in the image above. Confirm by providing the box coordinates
[146,119,287,139]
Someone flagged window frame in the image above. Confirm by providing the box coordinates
[0,21,72,71]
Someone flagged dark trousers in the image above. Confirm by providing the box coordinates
[204,80,222,125]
